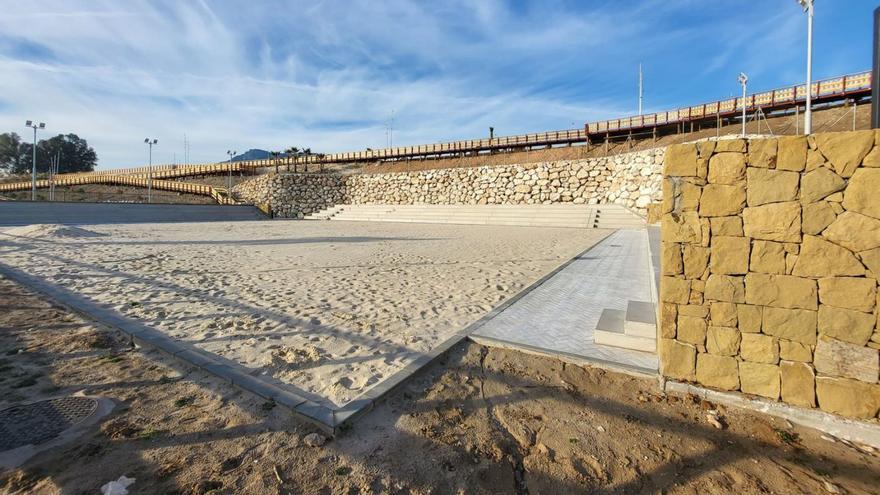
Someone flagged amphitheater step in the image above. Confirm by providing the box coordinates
[310,204,645,229]
[303,206,344,220]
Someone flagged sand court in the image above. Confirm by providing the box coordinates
[0,220,608,408]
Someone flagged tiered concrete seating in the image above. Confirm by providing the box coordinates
[305,204,645,229]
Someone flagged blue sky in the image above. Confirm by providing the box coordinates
[0,0,874,169]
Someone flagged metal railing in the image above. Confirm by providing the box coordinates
[587,71,870,134]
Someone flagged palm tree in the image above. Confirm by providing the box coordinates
[302,148,312,173]
[285,147,298,172]
[270,151,281,173]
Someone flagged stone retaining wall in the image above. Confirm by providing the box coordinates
[232,148,664,218]
[659,130,880,420]
[232,173,346,218]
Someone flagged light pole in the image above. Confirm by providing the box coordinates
[638,63,644,116]
[144,138,157,203]
[226,150,236,192]
[797,0,814,134]
[738,72,748,138]
[25,120,45,201]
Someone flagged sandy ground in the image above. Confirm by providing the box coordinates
[1,275,878,494]
[0,221,606,408]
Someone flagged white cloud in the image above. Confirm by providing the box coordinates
[0,0,869,168]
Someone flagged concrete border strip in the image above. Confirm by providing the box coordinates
[468,334,657,379]
[665,380,880,450]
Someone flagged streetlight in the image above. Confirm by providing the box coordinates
[25,120,45,201]
[226,150,236,192]
[797,0,814,134]
[144,138,157,203]
[738,72,748,138]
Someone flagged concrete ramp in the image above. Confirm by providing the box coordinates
[307,204,645,229]
[0,201,266,227]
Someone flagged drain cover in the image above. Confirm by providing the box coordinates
[0,397,98,451]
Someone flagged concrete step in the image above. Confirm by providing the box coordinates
[304,206,344,220]
[593,308,656,353]
[320,204,646,230]
[624,301,657,339]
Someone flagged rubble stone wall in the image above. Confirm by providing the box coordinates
[232,148,664,218]
[659,131,880,420]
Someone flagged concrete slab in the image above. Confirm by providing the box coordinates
[472,229,659,373]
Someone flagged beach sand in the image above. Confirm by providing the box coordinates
[0,220,607,407]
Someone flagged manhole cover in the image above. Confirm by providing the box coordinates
[0,397,98,451]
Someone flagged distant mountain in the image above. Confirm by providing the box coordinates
[231,149,273,162]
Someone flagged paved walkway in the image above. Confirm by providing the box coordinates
[471,229,658,373]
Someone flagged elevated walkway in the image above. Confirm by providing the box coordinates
[305,204,645,229]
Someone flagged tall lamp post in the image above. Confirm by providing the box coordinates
[25,120,45,201]
[144,138,157,203]
[226,150,236,192]
[738,72,748,138]
[797,0,814,134]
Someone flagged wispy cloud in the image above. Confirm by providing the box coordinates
[0,0,872,168]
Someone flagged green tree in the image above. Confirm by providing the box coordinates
[0,132,26,174]
[37,134,98,174]
[1,133,97,175]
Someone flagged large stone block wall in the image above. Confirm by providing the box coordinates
[232,148,664,218]
[659,130,880,420]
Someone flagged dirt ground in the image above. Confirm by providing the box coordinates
[1,275,879,494]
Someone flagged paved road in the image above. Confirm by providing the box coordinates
[0,201,266,227]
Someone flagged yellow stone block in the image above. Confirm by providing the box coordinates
[762,307,818,345]
[779,340,813,362]
[739,361,780,400]
[677,315,707,346]
[745,273,817,310]
[781,361,816,408]
[706,326,740,356]
[737,304,763,333]
[740,333,779,364]
[659,338,696,381]
[696,353,740,390]
[816,377,880,419]
[710,236,750,275]
[662,277,691,304]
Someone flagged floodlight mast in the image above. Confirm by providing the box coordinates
[738,73,748,137]
[25,120,45,200]
[144,138,158,203]
[797,0,814,134]
[226,150,237,194]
